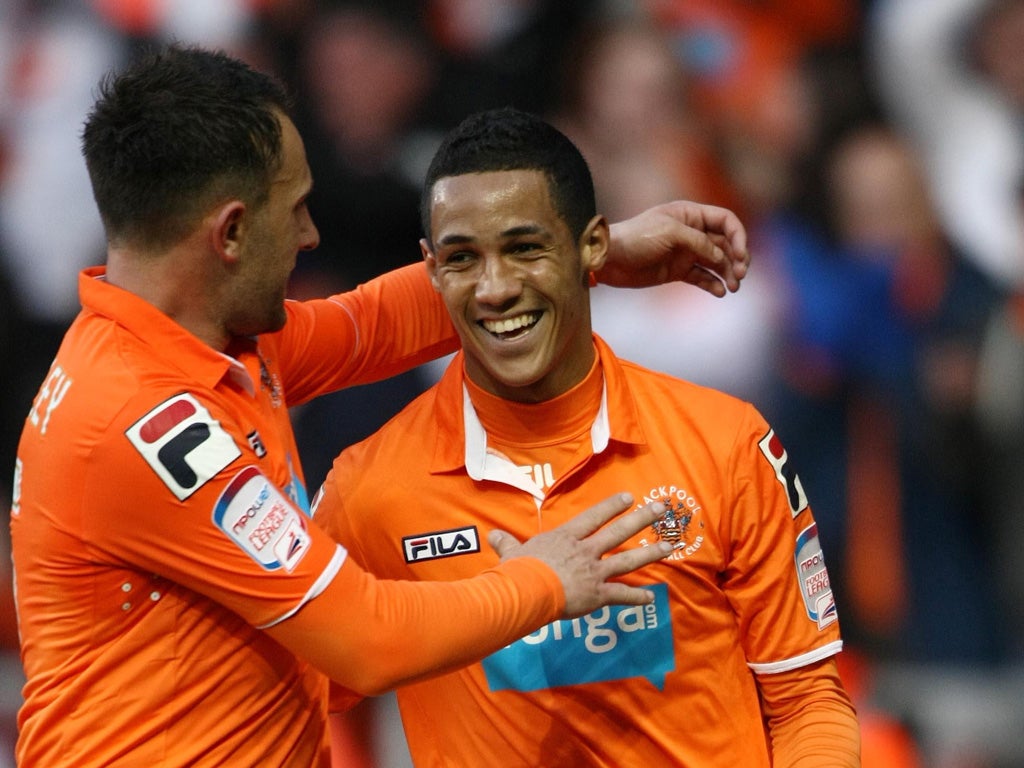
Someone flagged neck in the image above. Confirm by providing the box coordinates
[106,244,230,351]
[466,354,604,444]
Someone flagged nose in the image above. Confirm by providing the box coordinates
[475,256,521,306]
[299,208,320,252]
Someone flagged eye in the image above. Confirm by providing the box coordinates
[440,249,476,268]
[508,241,543,257]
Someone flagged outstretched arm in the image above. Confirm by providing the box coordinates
[600,200,750,295]
[270,494,670,696]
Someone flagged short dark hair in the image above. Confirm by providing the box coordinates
[82,44,292,250]
[420,107,596,245]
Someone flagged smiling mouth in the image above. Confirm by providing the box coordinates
[481,312,540,339]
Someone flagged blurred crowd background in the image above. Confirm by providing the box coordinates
[2,0,1024,766]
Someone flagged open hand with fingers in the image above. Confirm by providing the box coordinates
[487,493,672,619]
[599,200,751,295]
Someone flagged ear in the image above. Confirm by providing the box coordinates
[420,238,441,291]
[210,200,247,264]
[579,214,610,275]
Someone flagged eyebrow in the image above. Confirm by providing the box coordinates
[436,233,473,246]
[502,224,546,238]
[436,224,547,247]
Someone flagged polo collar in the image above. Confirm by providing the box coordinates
[79,266,256,394]
[430,334,647,475]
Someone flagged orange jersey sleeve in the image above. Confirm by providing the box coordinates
[267,514,564,696]
[758,657,861,767]
[276,262,457,406]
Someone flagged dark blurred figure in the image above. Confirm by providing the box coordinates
[290,0,437,295]
[418,0,599,129]
[974,179,1024,660]
[823,123,1008,664]
[550,9,785,408]
[284,1,440,499]
[871,0,1024,290]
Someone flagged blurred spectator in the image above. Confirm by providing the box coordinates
[822,123,1008,664]
[870,0,1024,289]
[284,0,439,495]
[641,0,859,185]
[289,0,437,295]
[0,3,123,485]
[552,12,734,220]
[0,0,22,493]
[974,182,1024,658]
[419,0,599,129]
[550,8,785,407]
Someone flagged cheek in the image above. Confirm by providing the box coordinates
[438,277,474,312]
[443,295,471,327]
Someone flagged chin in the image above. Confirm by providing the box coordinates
[237,310,288,338]
[267,312,288,334]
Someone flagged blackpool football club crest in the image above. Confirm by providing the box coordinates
[650,499,705,560]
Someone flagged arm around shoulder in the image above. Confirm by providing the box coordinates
[263,551,563,696]
[328,262,459,379]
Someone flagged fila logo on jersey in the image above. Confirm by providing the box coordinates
[247,430,267,458]
[757,428,808,518]
[403,526,480,563]
[126,393,241,500]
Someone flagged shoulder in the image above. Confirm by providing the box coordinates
[606,355,770,465]
[616,355,757,419]
[38,317,240,471]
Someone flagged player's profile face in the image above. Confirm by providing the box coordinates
[230,113,319,337]
[423,169,605,403]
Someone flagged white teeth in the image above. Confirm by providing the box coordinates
[483,313,539,335]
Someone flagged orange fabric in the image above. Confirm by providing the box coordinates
[317,336,854,767]
[90,0,161,35]
[844,393,907,634]
[645,0,858,122]
[265,553,562,696]
[8,263,468,767]
[759,658,861,767]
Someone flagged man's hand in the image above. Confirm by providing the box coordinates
[598,200,750,296]
[487,493,672,619]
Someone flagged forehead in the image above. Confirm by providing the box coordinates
[271,113,313,195]
[429,169,558,233]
